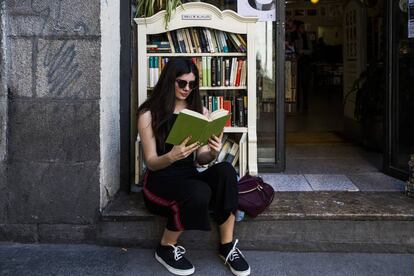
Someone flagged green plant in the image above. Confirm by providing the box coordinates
[135,0,183,28]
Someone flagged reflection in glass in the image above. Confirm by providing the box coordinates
[392,2,414,171]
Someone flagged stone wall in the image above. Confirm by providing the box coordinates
[0,0,8,224]
[0,0,118,243]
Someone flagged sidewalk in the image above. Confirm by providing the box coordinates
[1,243,414,275]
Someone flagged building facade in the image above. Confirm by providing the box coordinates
[0,0,412,243]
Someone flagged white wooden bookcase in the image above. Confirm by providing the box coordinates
[135,2,258,179]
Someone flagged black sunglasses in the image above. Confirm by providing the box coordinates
[176,79,197,90]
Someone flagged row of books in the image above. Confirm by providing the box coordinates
[147,56,247,88]
[215,133,247,176]
[148,27,247,54]
[195,57,247,88]
[201,95,248,127]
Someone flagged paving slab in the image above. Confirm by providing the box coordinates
[347,172,406,192]
[304,174,359,191]
[1,243,414,276]
[261,174,312,191]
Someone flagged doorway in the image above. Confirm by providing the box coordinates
[269,0,406,192]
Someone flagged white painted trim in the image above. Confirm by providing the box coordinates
[100,0,121,210]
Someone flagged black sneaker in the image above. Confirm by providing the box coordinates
[155,244,195,275]
[219,239,250,276]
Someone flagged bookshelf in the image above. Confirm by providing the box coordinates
[135,2,258,181]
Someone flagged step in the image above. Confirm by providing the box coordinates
[97,191,414,253]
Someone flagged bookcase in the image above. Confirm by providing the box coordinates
[135,2,258,181]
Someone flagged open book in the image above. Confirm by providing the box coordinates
[166,109,230,146]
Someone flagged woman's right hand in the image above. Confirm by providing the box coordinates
[168,136,200,163]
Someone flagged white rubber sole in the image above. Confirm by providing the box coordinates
[219,255,251,276]
[155,252,195,276]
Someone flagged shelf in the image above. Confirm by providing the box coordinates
[224,127,248,133]
[147,53,247,57]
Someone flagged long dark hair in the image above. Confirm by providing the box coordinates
[137,58,202,150]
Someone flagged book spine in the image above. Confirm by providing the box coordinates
[205,28,214,53]
[166,32,175,53]
[206,56,212,87]
[171,31,181,53]
[214,30,223,53]
[147,56,151,87]
[187,28,197,53]
[228,33,243,52]
[202,29,211,52]
[229,57,237,86]
[240,59,247,86]
[216,57,223,86]
[231,96,236,126]
[211,57,217,87]
[196,28,206,52]
[186,28,195,53]
[243,95,248,126]
[224,58,230,86]
[177,29,187,53]
[220,31,229,53]
[223,100,232,127]
[202,56,208,87]
[235,59,243,86]
[210,29,219,53]
[192,28,201,53]
[237,96,244,127]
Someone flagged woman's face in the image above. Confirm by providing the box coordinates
[174,72,196,101]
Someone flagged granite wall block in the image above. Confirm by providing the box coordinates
[8,100,99,162]
[7,0,100,37]
[38,224,96,243]
[0,223,38,242]
[7,37,33,98]
[0,161,7,222]
[35,39,100,99]
[7,160,100,224]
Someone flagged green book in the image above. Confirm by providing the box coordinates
[166,109,230,146]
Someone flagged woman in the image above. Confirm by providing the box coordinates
[137,58,250,276]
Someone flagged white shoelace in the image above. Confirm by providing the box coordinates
[224,239,244,264]
[168,244,186,261]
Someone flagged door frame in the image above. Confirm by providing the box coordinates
[383,0,409,180]
[259,0,285,172]
[120,0,132,190]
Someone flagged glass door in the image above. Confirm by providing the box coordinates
[384,0,414,179]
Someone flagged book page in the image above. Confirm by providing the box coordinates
[180,109,208,121]
[209,109,229,121]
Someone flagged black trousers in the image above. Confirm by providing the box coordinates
[143,162,238,231]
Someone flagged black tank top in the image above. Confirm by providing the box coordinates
[148,114,198,182]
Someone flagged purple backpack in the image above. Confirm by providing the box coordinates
[237,174,275,218]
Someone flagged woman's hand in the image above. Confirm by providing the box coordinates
[168,136,200,163]
[208,133,223,158]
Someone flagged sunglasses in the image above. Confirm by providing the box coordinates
[176,79,197,90]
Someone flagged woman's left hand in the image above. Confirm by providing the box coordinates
[208,133,223,157]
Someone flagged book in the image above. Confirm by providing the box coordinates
[224,142,239,166]
[165,109,231,146]
[217,138,233,163]
[238,133,247,176]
